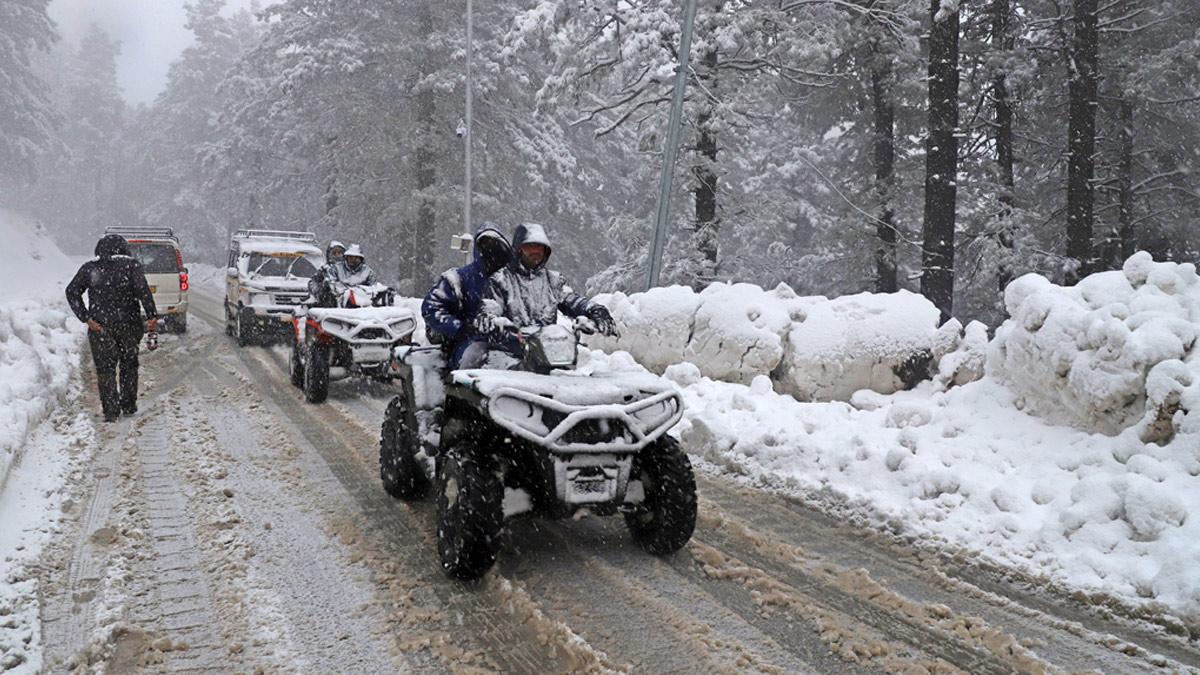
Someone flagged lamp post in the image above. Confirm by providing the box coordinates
[645,0,700,291]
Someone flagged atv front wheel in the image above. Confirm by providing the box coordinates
[303,345,329,403]
[289,340,305,388]
[624,436,697,555]
[437,446,503,580]
[235,307,252,347]
[380,396,428,500]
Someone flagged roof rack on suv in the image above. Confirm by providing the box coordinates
[104,226,177,241]
[233,229,318,244]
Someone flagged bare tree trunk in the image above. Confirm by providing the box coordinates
[692,45,720,285]
[1065,0,1100,283]
[1117,97,1135,261]
[992,0,1017,294]
[871,58,897,293]
[921,0,959,323]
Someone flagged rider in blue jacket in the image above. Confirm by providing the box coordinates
[421,223,512,369]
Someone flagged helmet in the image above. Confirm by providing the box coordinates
[326,240,346,264]
[343,243,365,271]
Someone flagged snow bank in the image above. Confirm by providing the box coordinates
[188,262,229,295]
[580,341,1200,629]
[989,252,1200,436]
[590,283,949,400]
[0,211,86,490]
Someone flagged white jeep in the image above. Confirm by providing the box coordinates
[224,229,324,347]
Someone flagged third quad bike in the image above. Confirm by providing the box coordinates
[290,282,416,403]
[380,319,696,580]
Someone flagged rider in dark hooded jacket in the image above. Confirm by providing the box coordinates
[422,223,512,368]
[478,223,616,351]
[66,234,159,421]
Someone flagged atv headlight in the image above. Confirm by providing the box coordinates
[388,317,415,339]
[629,397,678,434]
[492,395,551,435]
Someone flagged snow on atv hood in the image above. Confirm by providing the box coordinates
[305,306,414,322]
[451,368,677,406]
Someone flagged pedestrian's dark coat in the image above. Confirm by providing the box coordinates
[65,234,158,328]
[422,222,512,367]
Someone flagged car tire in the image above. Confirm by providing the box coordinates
[437,445,503,580]
[380,395,429,500]
[303,344,329,403]
[624,436,697,555]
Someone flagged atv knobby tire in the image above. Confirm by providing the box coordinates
[289,340,305,388]
[303,344,329,403]
[379,396,428,500]
[437,446,503,580]
[624,436,697,555]
[235,306,252,347]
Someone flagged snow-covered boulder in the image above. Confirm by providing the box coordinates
[774,289,943,401]
[591,283,945,400]
[989,252,1200,435]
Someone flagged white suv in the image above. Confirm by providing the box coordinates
[225,229,325,347]
[105,226,189,332]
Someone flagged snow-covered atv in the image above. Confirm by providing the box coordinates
[290,283,416,403]
[379,319,696,580]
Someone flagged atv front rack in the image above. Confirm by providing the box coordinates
[482,386,683,454]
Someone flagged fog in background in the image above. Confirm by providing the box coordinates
[48,0,256,104]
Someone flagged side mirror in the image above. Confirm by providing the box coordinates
[227,266,238,277]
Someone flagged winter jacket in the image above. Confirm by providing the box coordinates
[482,223,592,328]
[422,223,512,360]
[325,259,378,288]
[66,234,158,329]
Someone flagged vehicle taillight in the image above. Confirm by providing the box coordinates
[179,272,189,292]
[175,249,184,272]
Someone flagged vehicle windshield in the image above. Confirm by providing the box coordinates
[245,252,321,279]
[127,242,178,274]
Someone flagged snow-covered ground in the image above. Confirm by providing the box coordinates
[0,210,89,672]
[581,252,1200,629]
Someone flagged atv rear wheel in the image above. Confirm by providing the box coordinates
[289,340,305,388]
[303,344,329,403]
[379,395,428,500]
[624,436,697,555]
[437,445,503,580]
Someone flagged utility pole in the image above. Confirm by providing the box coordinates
[645,0,699,291]
[464,0,474,236]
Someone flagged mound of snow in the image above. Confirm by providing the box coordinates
[989,252,1200,435]
[591,283,946,400]
[0,211,86,490]
[777,289,942,401]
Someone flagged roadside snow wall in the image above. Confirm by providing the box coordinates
[989,252,1200,437]
[0,212,86,489]
[587,283,971,401]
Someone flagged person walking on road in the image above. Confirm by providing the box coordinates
[66,233,159,422]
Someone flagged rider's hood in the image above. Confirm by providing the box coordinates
[512,223,551,272]
[473,222,511,271]
[94,234,130,258]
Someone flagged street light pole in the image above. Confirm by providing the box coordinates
[645,0,700,291]
[464,0,474,237]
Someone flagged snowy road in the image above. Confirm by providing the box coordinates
[27,291,1200,673]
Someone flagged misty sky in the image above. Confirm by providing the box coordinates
[48,0,256,106]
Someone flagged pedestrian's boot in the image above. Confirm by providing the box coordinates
[97,372,120,422]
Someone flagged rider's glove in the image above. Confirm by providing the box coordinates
[474,313,496,336]
[586,305,618,337]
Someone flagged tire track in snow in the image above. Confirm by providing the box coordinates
[189,298,611,674]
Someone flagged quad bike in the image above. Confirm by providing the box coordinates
[379,319,696,580]
[290,282,416,403]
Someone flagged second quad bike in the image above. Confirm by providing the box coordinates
[291,282,416,403]
[380,320,696,580]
